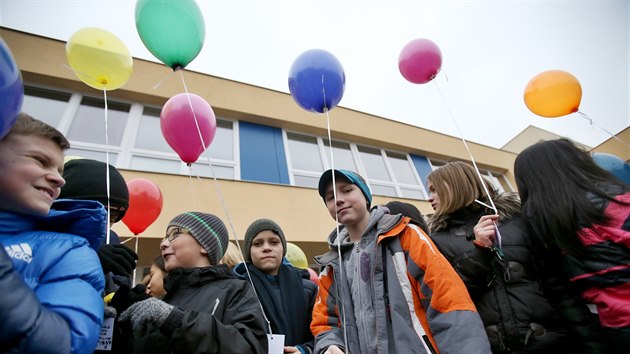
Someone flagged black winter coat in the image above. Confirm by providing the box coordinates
[430,194,608,354]
[122,265,268,354]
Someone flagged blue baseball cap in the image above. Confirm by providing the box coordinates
[318,169,372,207]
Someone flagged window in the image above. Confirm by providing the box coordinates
[285,131,427,199]
[429,159,513,193]
[21,85,239,180]
[22,86,71,127]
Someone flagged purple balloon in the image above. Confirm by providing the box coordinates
[0,37,24,139]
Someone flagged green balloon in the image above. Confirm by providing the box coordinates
[135,0,205,70]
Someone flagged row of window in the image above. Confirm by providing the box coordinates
[22,85,513,199]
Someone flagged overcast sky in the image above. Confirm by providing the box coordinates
[1,0,628,149]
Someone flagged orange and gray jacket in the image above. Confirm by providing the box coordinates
[311,209,491,354]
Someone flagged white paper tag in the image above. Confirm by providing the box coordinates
[95,317,115,351]
[267,333,285,354]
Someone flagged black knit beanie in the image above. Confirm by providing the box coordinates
[167,212,229,265]
[59,159,129,221]
[243,218,287,262]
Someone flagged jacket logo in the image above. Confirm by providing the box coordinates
[5,243,33,263]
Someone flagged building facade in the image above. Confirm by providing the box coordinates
[3,28,520,275]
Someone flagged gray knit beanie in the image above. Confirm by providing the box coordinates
[167,212,229,265]
[243,218,287,262]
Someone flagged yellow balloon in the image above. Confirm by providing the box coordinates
[285,242,308,269]
[66,28,133,91]
[524,70,582,118]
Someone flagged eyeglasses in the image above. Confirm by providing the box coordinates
[163,227,189,243]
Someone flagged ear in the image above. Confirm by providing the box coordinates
[200,247,208,255]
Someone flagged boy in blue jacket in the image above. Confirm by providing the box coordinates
[0,113,106,354]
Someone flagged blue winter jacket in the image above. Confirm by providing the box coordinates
[0,199,106,354]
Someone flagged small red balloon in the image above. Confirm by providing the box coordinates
[122,178,163,235]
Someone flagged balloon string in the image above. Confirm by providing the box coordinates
[152,69,177,90]
[180,68,272,333]
[432,79,501,248]
[323,74,349,354]
[190,165,273,336]
[62,64,103,88]
[187,165,197,207]
[132,237,139,286]
[179,71,209,155]
[104,89,112,245]
[577,111,630,150]
[432,80,497,214]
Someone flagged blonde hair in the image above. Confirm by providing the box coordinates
[427,161,495,217]
[220,242,244,270]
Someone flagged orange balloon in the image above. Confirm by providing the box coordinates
[524,70,582,118]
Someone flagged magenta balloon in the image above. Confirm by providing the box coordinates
[160,93,216,164]
[398,38,443,84]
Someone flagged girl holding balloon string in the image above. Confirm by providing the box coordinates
[427,161,609,353]
[514,138,630,352]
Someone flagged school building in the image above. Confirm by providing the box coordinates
[2,27,626,279]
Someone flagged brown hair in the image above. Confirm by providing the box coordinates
[427,161,494,217]
[4,113,70,150]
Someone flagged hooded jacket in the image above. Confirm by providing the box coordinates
[563,184,630,330]
[0,199,106,354]
[234,261,317,353]
[430,193,608,353]
[123,264,268,354]
[311,206,491,354]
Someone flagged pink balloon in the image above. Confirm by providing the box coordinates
[160,93,217,164]
[398,38,443,84]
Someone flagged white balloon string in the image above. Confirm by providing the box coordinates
[133,236,138,286]
[120,237,133,245]
[62,64,102,88]
[103,89,112,245]
[178,70,271,333]
[186,164,198,208]
[323,74,349,354]
[577,111,630,150]
[190,164,273,336]
[432,80,501,248]
[179,70,209,154]
[474,200,503,247]
[152,69,177,90]
[432,80,498,214]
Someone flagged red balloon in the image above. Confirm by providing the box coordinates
[307,267,319,286]
[122,178,163,235]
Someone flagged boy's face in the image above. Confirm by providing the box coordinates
[324,180,369,227]
[160,227,209,271]
[250,230,283,275]
[0,134,65,216]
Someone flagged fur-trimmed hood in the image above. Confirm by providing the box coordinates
[429,192,521,232]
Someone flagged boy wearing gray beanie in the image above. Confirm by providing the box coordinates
[234,218,317,354]
[117,212,267,353]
